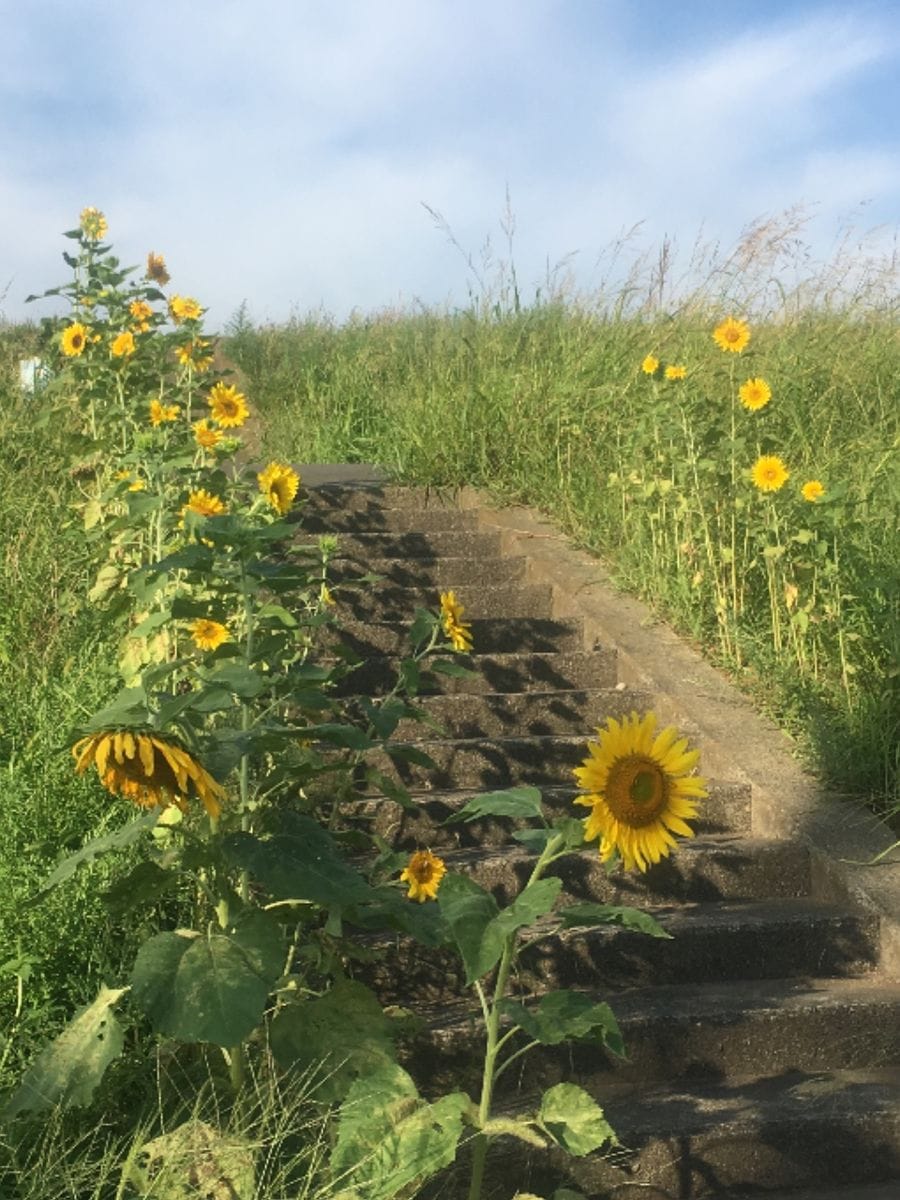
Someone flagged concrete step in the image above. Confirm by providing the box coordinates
[355,781,751,843]
[330,554,527,589]
[389,687,654,741]
[321,528,503,559]
[364,900,880,1005]
[483,1068,900,1199]
[408,976,900,1101]
[298,507,479,535]
[335,647,619,696]
[330,616,588,657]
[301,483,460,512]
[328,581,555,623]
[366,732,711,792]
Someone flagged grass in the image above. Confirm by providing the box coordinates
[225,214,899,814]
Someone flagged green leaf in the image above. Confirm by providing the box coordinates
[270,979,397,1102]
[256,602,298,628]
[446,785,544,824]
[126,1120,255,1200]
[384,743,438,770]
[558,903,672,939]
[202,662,266,699]
[408,607,437,647]
[538,1083,618,1156]
[223,815,374,907]
[4,986,127,1115]
[513,817,584,855]
[365,769,415,810]
[129,911,283,1046]
[499,991,625,1057]
[307,722,374,751]
[331,1062,468,1199]
[399,659,421,696]
[437,873,502,984]
[494,877,562,937]
[429,658,478,678]
[101,861,178,916]
[30,812,159,903]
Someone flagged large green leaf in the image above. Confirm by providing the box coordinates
[331,1061,469,1199]
[538,1083,618,1157]
[437,873,502,984]
[101,861,178,916]
[445,786,544,825]
[499,991,625,1057]
[29,811,159,903]
[494,878,561,938]
[557,903,672,939]
[201,662,266,699]
[270,979,397,1102]
[4,986,127,1115]
[223,815,374,907]
[129,911,283,1046]
[126,1120,255,1200]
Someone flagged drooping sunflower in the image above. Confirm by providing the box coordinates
[193,419,223,450]
[399,849,446,902]
[440,590,473,652]
[146,252,171,286]
[190,619,230,651]
[181,489,227,521]
[207,383,250,428]
[665,364,687,381]
[257,462,300,515]
[111,331,136,358]
[79,207,108,240]
[751,454,789,493]
[129,300,153,332]
[801,479,825,502]
[72,729,224,819]
[169,295,203,323]
[641,355,660,376]
[149,399,180,426]
[712,316,750,354]
[739,377,771,412]
[573,711,707,873]
[61,323,88,357]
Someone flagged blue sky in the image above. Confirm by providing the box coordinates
[2,1,899,328]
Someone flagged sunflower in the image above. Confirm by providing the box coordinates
[713,316,750,354]
[207,383,250,428]
[115,469,146,492]
[111,331,136,358]
[176,339,213,372]
[641,355,660,376]
[257,462,300,515]
[193,419,223,450]
[169,295,203,323]
[739,377,771,412]
[665,364,687,381]
[574,711,706,873]
[399,849,446,902]
[149,399,180,426]
[61,323,88,357]
[146,252,171,286]
[129,300,153,332]
[72,729,224,819]
[440,590,473,652]
[751,454,789,493]
[190,619,230,651]
[181,489,227,521]
[801,479,825,502]
[79,207,108,240]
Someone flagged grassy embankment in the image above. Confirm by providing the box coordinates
[226,235,899,817]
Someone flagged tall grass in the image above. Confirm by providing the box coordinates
[227,212,899,812]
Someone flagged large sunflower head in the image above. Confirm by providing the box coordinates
[193,418,223,450]
[207,383,250,428]
[149,399,180,426]
[146,252,171,286]
[72,729,224,819]
[79,207,108,241]
[712,316,750,354]
[399,849,446,902]
[801,479,825,502]
[61,322,88,357]
[573,711,707,872]
[180,488,227,523]
[439,590,473,653]
[190,619,230,651]
[110,331,136,359]
[751,454,789,493]
[257,462,300,515]
[129,299,153,332]
[169,295,203,323]
[739,377,771,412]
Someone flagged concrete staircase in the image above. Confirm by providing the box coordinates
[301,477,900,1200]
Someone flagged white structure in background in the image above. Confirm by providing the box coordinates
[19,357,52,393]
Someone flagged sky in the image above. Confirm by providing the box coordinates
[2,0,899,329]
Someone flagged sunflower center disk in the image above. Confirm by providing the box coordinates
[606,756,669,827]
